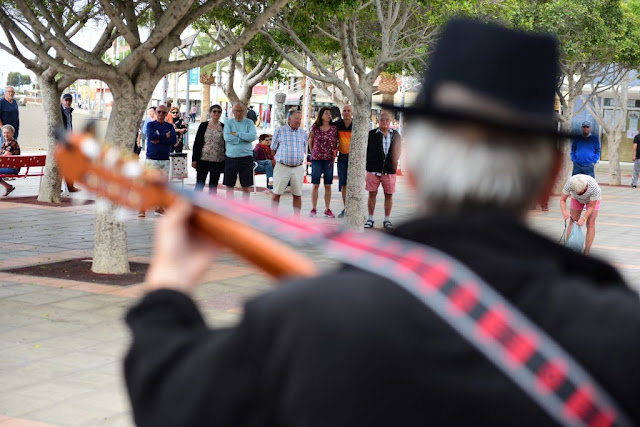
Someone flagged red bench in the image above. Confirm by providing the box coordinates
[0,154,46,188]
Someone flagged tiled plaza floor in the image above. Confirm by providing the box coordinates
[1,157,639,426]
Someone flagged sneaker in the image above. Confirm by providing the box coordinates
[154,207,165,216]
[324,209,335,218]
[632,185,637,188]
[337,209,345,218]
[364,219,374,229]
[383,220,393,229]
[310,208,317,217]
[137,211,146,218]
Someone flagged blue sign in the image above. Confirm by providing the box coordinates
[189,68,199,85]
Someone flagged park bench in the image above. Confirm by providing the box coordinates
[0,154,46,190]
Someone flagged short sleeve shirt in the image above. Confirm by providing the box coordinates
[562,175,602,204]
[335,119,352,154]
[1,139,20,155]
[633,133,640,158]
[271,125,308,166]
[310,124,337,161]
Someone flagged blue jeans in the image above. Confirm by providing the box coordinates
[254,160,274,188]
[572,163,594,178]
[311,160,333,185]
[337,153,349,191]
[0,168,19,174]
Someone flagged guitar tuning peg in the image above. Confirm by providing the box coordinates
[122,160,143,179]
[114,206,131,223]
[80,138,102,160]
[95,198,111,213]
[104,147,121,168]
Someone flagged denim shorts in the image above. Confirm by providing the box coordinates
[311,160,333,185]
[0,168,20,174]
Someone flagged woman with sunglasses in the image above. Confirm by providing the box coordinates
[171,108,187,153]
[192,105,225,192]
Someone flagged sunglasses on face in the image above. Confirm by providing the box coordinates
[157,111,167,115]
[211,110,222,113]
[171,111,179,114]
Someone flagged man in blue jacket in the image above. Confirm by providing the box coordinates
[571,121,600,177]
[223,103,257,200]
[139,104,176,217]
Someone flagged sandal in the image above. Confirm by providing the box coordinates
[383,220,393,230]
[364,219,374,229]
[4,185,15,196]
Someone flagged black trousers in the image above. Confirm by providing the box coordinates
[195,160,225,192]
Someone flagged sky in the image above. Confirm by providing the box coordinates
[0,22,106,88]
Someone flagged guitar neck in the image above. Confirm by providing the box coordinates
[53,132,318,280]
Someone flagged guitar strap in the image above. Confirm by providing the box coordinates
[186,191,631,427]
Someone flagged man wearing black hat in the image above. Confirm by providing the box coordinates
[60,93,78,192]
[124,19,640,427]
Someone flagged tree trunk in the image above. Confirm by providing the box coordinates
[552,99,576,195]
[238,83,252,106]
[91,82,150,274]
[36,73,64,203]
[609,72,629,186]
[609,132,622,185]
[344,94,372,228]
[202,83,211,122]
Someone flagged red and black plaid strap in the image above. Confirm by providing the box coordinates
[186,191,631,427]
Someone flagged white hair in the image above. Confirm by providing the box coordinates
[569,174,588,194]
[1,124,15,134]
[405,120,556,215]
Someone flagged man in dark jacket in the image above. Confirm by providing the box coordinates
[124,19,640,427]
[365,110,401,229]
[60,93,79,192]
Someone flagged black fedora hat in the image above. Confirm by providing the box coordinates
[381,19,570,138]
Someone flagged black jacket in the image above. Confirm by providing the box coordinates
[192,121,224,163]
[125,211,640,427]
[366,128,401,174]
[60,105,73,130]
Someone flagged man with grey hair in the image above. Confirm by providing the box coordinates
[559,174,602,254]
[124,20,640,426]
[0,86,19,142]
[270,109,308,213]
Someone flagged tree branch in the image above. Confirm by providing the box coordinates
[98,0,141,49]
[158,0,292,74]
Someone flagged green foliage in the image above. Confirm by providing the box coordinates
[6,72,20,86]
[20,74,31,85]
[510,0,630,64]
[267,0,520,77]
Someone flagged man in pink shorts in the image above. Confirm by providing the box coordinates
[364,111,402,229]
[559,174,601,254]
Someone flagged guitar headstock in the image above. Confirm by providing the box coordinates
[55,128,175,212]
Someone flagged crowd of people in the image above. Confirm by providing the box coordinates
[133,98,403,227]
